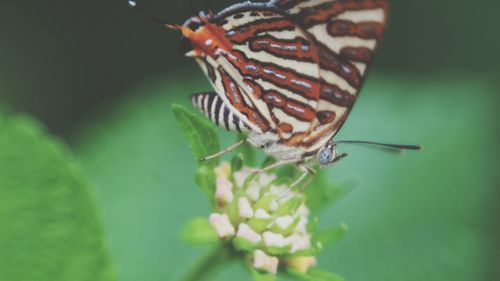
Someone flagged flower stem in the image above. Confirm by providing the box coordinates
[178,244,232,281]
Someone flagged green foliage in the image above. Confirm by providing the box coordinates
[251,268,277,281]
[181,217,219,245]
[231,153,244,172]
[172,104,220,167]
[0,112,115,281]
[173,104,221,201]
[304,170,353,214]
[315,224,348,249]
[234,135,257,166]
[288,269,343,281]
[195,166,217,201]
[73,76,499,281]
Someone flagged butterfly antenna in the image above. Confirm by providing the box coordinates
[128,1,173,26]
[335,140,422,151]
[207,0,215,15]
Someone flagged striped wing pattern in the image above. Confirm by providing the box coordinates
[191,92,251,133]
[189,0,389,159]
[195,8,320,141]
[270,0,390,153]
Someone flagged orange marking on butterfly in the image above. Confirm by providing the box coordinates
[167,17,233,58]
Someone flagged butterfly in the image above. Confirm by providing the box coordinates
[131,0,420,187]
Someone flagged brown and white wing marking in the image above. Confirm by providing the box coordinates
[270,0,390,152]
[191,92,252,133]
[202,5,324,144]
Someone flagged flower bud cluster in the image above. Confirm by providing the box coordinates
[208,162,317,274]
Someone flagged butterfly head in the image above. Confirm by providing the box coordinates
[168,13,231,58]
[317,140,339,167]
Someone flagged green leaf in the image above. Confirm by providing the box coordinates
[288,269,343,281]
[263,245,292,255]
[231,153,244,172]
[173,104,221,200]
[315,224,348,249]
[307,270,343,281]
[304,170,353,214]
[172,104,220,168]
[233,237,259,252]
[248,218,273,233]
[270,216,300,236]
[251,267,276,281]
[0,112,115,281]
[227,198,240,226]
[260,156,277,169]
[254,194,278,212]
[276,165,297,179]
[181,217,219,245]
[270,177,293,187]
[195,166,217,202]
[276,196,304,216]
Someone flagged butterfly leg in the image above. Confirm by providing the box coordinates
[200,139,247,161]
[253,159,300,174]
[278,165,316,199]
[290,165,316,190]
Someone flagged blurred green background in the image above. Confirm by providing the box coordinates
[0,0,499,281]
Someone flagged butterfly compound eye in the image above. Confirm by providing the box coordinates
[318,140,337,166]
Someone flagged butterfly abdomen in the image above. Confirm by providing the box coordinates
[191,92,251,133]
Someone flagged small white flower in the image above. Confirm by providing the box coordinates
[207,162,319,274]
[214,162,231,179]
[285,233,311,253]
[268,185,281,195]
[233,167,252,188]
[215,177,234,205]
[268,199,279,212]
[258,173,276,186]
[253,250,279,274]
[238,197,254,219]
[295,203,310,217]
[246,182,262,201]
[236,223,262,245]
[274,215,294,230]
[263,231,286,248]
[209,213,235,238]
[294,216,309,235]
[268,185,293,202]
[254,209,271,219]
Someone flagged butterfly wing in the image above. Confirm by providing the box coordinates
[270,0,390,152]
[197,4,324,144]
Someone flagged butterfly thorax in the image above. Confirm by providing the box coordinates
[178,14,233,58]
